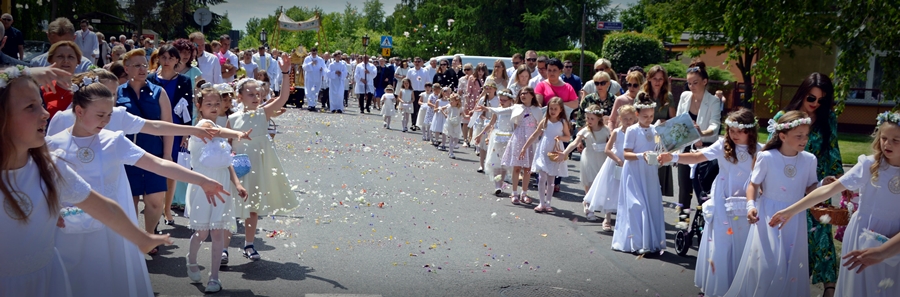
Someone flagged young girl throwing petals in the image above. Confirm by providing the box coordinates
[431,87,451,149]
[657,108,761,297]
[398,78,414,132]
[520,97,571,213]
[770,111,900,297]
[474,89,515,196]
[228,58,299,261]
[439,94,464,159]
[416,84,434,139]
[471,82,499,172]
[502,87,542,204]
[562,104,610,193]
[611,93,666,255]
[185,86,250,293]
[724,111,819,297]
[381,85,397,129]
[584,104,636,226]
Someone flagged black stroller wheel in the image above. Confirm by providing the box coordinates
[675,230,690,256]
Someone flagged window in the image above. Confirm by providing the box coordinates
[847,54,886,105]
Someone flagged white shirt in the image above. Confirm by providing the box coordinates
[241,60,258,77]
[326,59,348,90]
[424,65,437,82]
[197,51,223,84]
[354,62,377,94]
[302,55,326,85]
[220,50,240,81]
[47,106,147,137]
[74,29,99,59]
[407,67,429,91]
[506,67,517,82]
[528,74,546,89]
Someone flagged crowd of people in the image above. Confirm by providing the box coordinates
[2,15,899,297]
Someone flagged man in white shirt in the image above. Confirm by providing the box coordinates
[424,57,438,82]
[528,55,548,88]
[319,51,332,110]
[354,55,377,113]
[271,49,284,96]
[406,57,429,130]
[325,50,348,113]
[302,47,326,111]
[74,19,99,64]
[189,32,222,84]
[506,53,524,80]
[219,35,239,81]
[30,17,94,74]
[524,50,539,78]
[252,46,280,90]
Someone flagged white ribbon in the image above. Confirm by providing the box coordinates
[766,118,777,134]
[173,98,191,121]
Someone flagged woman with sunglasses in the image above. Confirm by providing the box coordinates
[433,59,458,93]
[767,72,843,297]
[580,58,622,101]
[673,60,722,225]
[576,71,616,131]
[608,71,646,128]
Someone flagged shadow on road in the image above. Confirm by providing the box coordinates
[226,261,348,290]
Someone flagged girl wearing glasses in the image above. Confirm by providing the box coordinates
[767,72,842,297]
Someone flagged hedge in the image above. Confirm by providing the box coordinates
[536,49,600,78]
[602,32,664,72]
[645,59,737,82]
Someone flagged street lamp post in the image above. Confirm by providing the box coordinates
[260,29,267,47]
[361,34,369,55]
[362,34,370,111]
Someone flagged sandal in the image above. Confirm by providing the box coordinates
[544,206,555,213]
[602,221,613,232]
[186,257,202,283]
[534,205,545,213]
[147,245,159,256]
[221,249,229,265]
[243,244,261,261]
[511,195,521,205]
[521,193,533,205]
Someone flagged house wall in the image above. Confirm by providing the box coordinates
[671,44,744,81]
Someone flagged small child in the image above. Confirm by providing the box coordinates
[418,83,437,142]
[472,82,499,172]
[474,89,516,195]
[562,104,610,193]
[520,97,571,213]
[431,87,451,148]
[439,94,464,159]
[381,85,397,129]
[583,104,636,226]
[502,87,542,204]
[724,110,819,297]
[398,78,414,132]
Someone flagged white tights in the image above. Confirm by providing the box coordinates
[537,171,555,208]
[188,229,225,280]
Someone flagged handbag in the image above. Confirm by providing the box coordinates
[547,139,568,162]
[232,153,252,178]
[177,146,191,169]
[724,196,748,217]
[857,229,900,267]
[199,138,234,169]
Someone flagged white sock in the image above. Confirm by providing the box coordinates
[245,241,253,248]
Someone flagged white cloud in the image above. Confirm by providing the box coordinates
[212,0,404,32]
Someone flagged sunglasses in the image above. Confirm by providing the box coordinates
[440,64,448,66]
[594,80,609,86]
[464,68,472,71]
[627,83,641,88]
[806,94,823,103]
[526,58,537,62]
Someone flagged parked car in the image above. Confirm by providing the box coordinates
[23,40,51,62]
[433,55,513,75]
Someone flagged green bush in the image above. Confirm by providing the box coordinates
[602,32,664,72]
[537,49,599,77]
[646,59,736,82]
[708,67,736,82]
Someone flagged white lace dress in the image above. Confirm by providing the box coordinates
[611,124,665,253]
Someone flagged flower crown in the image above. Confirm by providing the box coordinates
[766,117,812,133]
[725,118,758,129]
[633,102,657,110]
[214,83,234,95]
[876,111,900,126]
[498,90,515,98]
[69,76,99,93]
[0,65,30,89]
[234,78,258,94]
[587,109,606,115]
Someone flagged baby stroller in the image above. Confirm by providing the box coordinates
[675,205,706,256]
[674,161,717,256]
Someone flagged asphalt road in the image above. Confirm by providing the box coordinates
[144,101,824,297]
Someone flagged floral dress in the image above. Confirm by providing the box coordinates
[770,110,842,284]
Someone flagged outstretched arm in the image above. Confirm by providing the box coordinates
[262,58,293,117]
[76,191,173,253]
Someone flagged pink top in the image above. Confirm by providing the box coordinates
[535,80,577,106]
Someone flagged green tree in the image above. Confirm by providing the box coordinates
[619,2,649,33]
[362,0,386,32]
[601,31,664,72]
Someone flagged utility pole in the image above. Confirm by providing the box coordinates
[579,2,585,81]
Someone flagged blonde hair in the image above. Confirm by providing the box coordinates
[122,49,147,62]
[592,71,610,82]
[626,71,645,86]
[762,110,810,151]
[48,41,83,63]
[616,104,637,128]
[583,104,605,131]
[870,118,900,185]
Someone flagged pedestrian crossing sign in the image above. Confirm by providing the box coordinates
[380,36,393,48]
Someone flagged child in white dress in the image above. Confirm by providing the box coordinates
[416,84,434,140]
[1,71,170,297]
[658,108,761,297]
[381,85,397,129]
[583,104,636,227]
[520,97,571,213]
[185,86,253,293]
[724,111,819,297]
[502,87,543,204]
[431,87,451,149]
[563,104,610,192]
[611,94,665,255]
[474,89,515,195]
[771,111,900,297]
[471,83,499,173]
[439,94,464,159]
[398,78,414,132]
[46,81,229,297]
[228,59,300,262]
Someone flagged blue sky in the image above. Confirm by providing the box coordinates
[213,0,637,32]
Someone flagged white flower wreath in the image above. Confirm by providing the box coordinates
[725,118,758,129]
[633,102,657,110]
[766,117,812,133]
[0,65,29,89]
[876,111,900,126]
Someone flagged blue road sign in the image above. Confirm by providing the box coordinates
[596,22,624,31]
[381,36,393,48]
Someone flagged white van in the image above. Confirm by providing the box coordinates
[433,55,513,76]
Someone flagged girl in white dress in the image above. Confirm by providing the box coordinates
[563,104,610,192]
[724,111,819,297]
[228,59,299,261]
[502,87,543,204]
[46,81,229,297]
[439,94,464,159]
[185,86,252,293]
[611,94,665,255]
[381,85,397,129]
[398,78,414,132]
[431,87,451,149]
[1,71,170,297]
[474,89,515,196]
[421,84,438,143]
[583,104,636,227]
[416,84,434,140]
[520,97,571,213]
[658,108,761,297]
[471,82,499,173]
[771,111,900,297]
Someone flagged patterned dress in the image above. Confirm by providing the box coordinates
[502,105,542,167]
[770,110,842,284]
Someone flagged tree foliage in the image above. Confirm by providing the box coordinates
[601,32,664,72]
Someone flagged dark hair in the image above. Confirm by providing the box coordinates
[512,53,523,61]
[255,70,271,83]
[156,44,180,62]
[563,60,572,65]
[517,86,539,107]
[172,39,195,62]
[73,82,114,110]
[723,107,758,164]
[687,59,709,80]
[628,66,645,77]
[546,58,564,70]
[109,61,127,80]
[537,55,549,65]
[763,110,810,151]
[783,72,835,154]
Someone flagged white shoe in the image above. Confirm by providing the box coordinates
[586,212,598,221]
[186,257,202,283]
[205,279,222,293]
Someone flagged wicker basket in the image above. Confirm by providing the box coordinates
[547,140,568,162]
[810,205,850,226]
